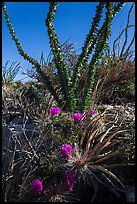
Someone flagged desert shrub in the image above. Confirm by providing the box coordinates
[94,56,135,105]
[91,3,135,105]
[14,82,56,121]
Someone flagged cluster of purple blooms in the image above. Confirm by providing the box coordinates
[61,144,72,159]
[49,106,61,116]
[31,143,74,194]
[49,106,94,123]
[31,179,43,195]
[31,173,74,195]
[31,107,94,195]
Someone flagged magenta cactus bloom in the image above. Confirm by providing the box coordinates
[49,106,61,116]
[84,109,94,115]
[66,172,75,191]
[31,179,43,194]
[72,113,83,123]
[61,144,72,159]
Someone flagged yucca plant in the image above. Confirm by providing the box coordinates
[60,109,127,201]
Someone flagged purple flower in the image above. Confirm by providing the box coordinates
[84,109,94,115]
[31,179,43,194]
[61,144,72,159]
[72,113,83,123]
[66,172,75,191]
[49,106,61,116]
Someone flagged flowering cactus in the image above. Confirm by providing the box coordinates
[72,113,83,123]
[61,144,72,159]
[31,179,43,194]
[66,172,75,191]
[49,106,61,116]
[84,109,94,115]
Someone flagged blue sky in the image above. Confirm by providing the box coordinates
[2,2,135,81]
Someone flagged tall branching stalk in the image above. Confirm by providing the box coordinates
[70,2,105,109]
[120,3,135,57]
[2,2,63,108]
[2,2,126,112]
[46,2,72,103]
[113,3,135,60]
[82,3,114,110]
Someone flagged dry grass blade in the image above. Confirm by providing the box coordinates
[91,78,104,108]
[89,114,119,157]
[2,140,17,202]
[91,150,119,165]
[97,129,127,155]
[92,165,125,190]
[85,129,99,152]
[89,126,114,158]
[98,140,120,154]
[21,112,39,159]
[81,111,106,149]
[7,148,16,174]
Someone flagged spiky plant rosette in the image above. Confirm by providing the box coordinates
[61,108,127,201]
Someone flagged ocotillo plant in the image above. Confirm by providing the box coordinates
[113,3,135,60]
[2,2,126,112]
